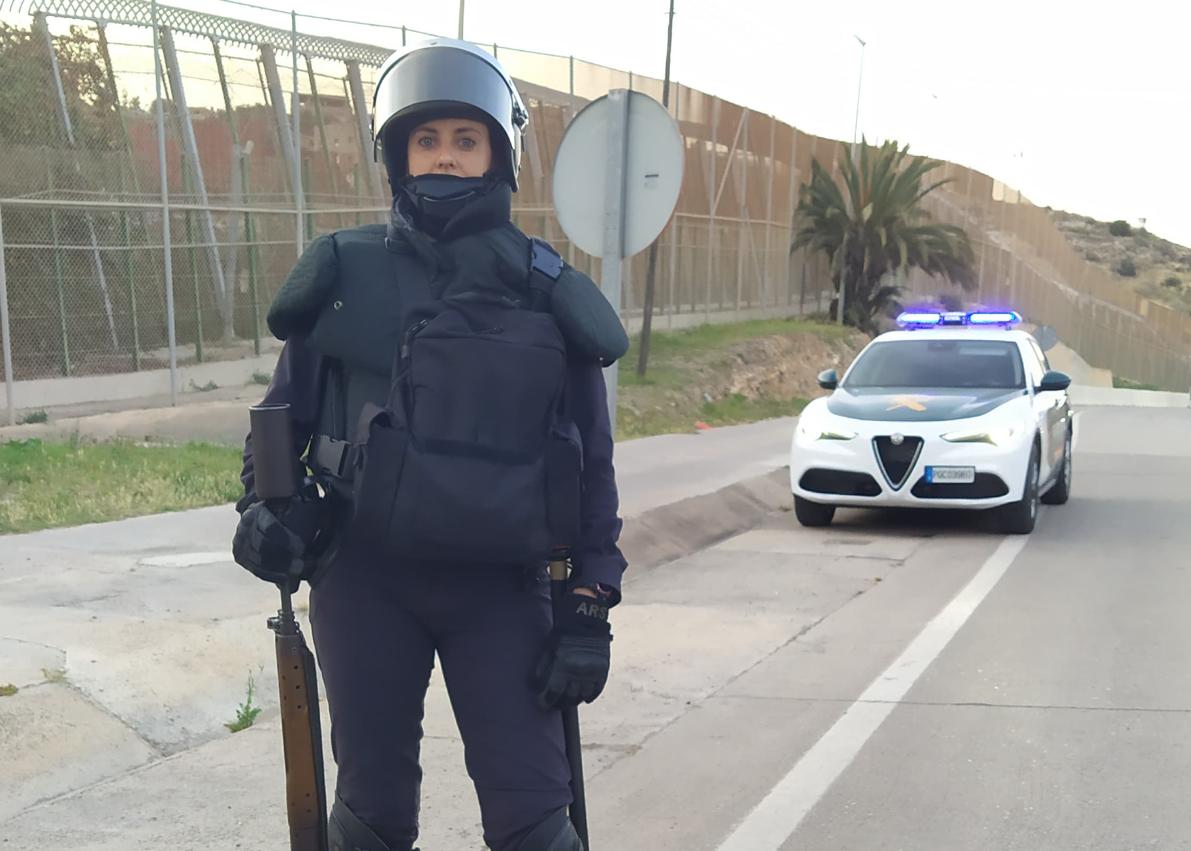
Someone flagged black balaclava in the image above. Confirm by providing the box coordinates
[382,106,514,241]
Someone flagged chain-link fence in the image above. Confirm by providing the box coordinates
[0,0,1186,422]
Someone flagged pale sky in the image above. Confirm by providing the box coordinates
[293,0,1189,247]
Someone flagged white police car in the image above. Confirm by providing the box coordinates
[789,311,1072,534]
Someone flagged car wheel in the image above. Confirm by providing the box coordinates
[1040,429,1072,505]
[998,443,1040,534]
[794,495,836,527]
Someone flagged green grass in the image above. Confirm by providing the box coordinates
[616,317,848,439]
[636,317,851,359]
[1113,376,1162,391]
[0,438,242,534]
[699,394,810,426]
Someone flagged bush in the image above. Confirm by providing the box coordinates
[1116,257,1137,277]
[1108,220,1132,237]
[1162,276,1182,289]
[1084,250,1100,263]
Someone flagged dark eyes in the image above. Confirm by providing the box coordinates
[413,135,478,151]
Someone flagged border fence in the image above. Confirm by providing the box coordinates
[0,0,1187,422]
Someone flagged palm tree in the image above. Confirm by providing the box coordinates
[792,139,976,331]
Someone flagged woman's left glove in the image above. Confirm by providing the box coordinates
[533,592,612,709]
[232,484,330,592]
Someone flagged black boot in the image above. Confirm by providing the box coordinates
[514,807,584,851]
[328,794,417,851]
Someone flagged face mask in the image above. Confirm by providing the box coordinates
[399,173,492,235]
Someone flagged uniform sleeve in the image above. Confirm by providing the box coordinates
[237,334,324,513]
[567,360,628,604]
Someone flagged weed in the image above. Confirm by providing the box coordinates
[41,667,66,683]
[19,409,48,425]
[225,672,264,733]
[189,379,219,392]
[0,684,17,697]
[251,371,272,386]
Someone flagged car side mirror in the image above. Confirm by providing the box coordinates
[1037,370,1071,392]
[817,368,838,390]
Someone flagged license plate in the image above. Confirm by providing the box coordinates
[926,465,976,484]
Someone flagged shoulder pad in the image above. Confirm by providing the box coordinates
[267,233,338,341]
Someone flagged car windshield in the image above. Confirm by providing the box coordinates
[843,339,1026,389]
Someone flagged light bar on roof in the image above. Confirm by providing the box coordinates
[896,311,943,326]
[967,310,1022,325]
[896,310,1022,329]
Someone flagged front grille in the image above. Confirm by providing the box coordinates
[911,473,1009,500]
[872,435,923,490]
[799,468,882,497]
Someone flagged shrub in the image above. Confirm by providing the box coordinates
[1116,257,1137,277]
[1162,276,1182,289]
[1084,250,1100,263]
[1108,220,1132,237]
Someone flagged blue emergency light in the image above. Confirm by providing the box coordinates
[896,310,1021,329]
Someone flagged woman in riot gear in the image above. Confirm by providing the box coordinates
[232,38,627,851]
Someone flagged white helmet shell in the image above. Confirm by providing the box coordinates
[372,38,529,190]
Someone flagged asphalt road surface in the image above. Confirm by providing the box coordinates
[599,404,1191,850]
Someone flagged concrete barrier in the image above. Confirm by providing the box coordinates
[1069,384,1189,408]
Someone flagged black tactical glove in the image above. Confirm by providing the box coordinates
[231,487,328,592]
[533,591,612,709]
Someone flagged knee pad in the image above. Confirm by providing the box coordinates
[514,807,584,851]
[329,794,416,851]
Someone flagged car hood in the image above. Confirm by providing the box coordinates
[825,387,1027,422]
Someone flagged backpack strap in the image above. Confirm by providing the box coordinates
[528,237,564,312]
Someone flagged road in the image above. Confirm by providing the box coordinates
[600,404,1191,850]
[2,404,1188,850]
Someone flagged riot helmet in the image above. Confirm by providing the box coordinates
[372,38,529,192]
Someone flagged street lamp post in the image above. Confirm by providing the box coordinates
[851,35,866,153]
[840,34,866,326]
[458,0,465,39]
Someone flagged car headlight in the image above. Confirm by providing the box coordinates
[941,425,1017,446]
[800,416,857,442]
[816,430,858,441]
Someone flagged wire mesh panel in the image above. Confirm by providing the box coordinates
[0,0,1187,394]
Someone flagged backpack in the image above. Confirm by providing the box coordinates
[347,287,583,565]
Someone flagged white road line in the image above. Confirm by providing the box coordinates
[716,532,1032,851]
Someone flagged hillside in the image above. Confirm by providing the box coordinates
[1049,210,1191,314]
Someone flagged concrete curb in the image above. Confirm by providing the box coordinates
[620,467,790,577]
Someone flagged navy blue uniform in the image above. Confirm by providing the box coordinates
[240,335,626,849]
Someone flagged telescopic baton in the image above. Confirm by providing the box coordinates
[249,403,329,851]
[549,552,590,849]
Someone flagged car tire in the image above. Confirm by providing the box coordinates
[1040,429,1072,506]
[998,443,1040,534]
[794,495,836,527]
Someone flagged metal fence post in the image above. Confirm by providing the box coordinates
[291,11,304,257]
[0,204,15,425]
[152,0,178,405]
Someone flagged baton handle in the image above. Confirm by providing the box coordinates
[550,556,590,849]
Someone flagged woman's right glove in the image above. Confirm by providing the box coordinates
[533,592,613,709]
[231,489,328,592]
